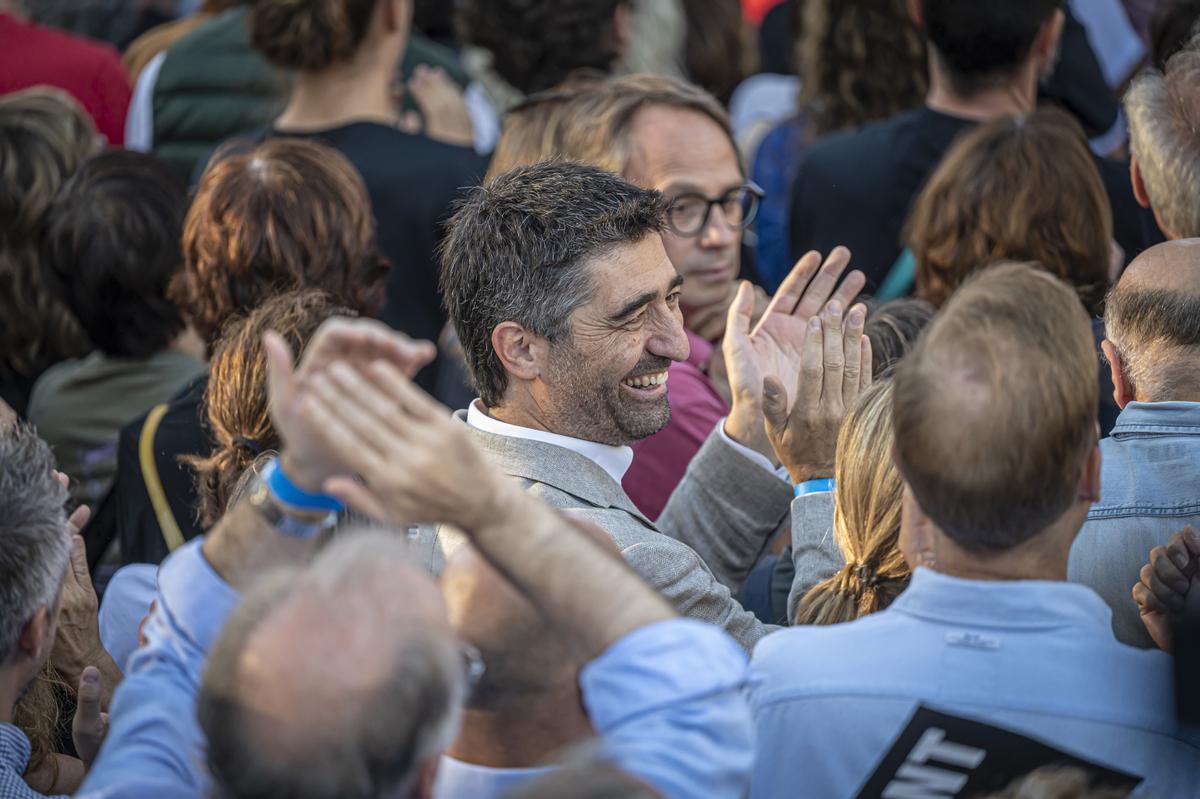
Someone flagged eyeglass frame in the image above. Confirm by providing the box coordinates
[663,181,765,238]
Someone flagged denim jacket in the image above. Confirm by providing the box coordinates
[1070,401,1200,648]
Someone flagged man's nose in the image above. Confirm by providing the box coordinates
[648,309,691,363]
[699,204,738,249]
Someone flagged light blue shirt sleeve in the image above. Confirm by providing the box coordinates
[581,619,755,799]
[79,538,240,799]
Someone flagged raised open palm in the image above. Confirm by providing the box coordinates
[723,247,865,421]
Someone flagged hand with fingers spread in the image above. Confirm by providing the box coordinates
[763,300,872,485]
[1132,526,1200,652]
[72,666,108,769]
[722,247,865,460]
[265,317,436,493]
[52,536,122,708]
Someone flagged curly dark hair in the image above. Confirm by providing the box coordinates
[456,0,630,95]
[173,137,389,346]
[0,88,95,380]
[798,0,928,138]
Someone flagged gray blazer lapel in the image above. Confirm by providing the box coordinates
[453,410,653,527]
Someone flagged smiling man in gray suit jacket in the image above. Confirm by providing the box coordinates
[432,162,867,650]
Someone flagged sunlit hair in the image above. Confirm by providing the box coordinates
[794,380,908,626]
[187,290,354,528]
[798,0,928,138]
[0,87,97,377]
[909,108,1112,316]
[486,74,607,180]
[173,138,388,345]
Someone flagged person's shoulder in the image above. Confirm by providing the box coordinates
[797,110,925,174]
[752,611,900,676]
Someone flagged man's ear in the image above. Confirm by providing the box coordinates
[1131,156,1151,209]
[907,0,924,27]
[1101,339,1134,409]
[17,607,52,666]
[491,322,548,384]
[1078,444,1102,504]
[1034,9,1066,65]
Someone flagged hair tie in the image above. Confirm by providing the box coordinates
[853,563,880,590]
[232,436,264,456]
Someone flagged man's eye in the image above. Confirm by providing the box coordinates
[667,291,682,305]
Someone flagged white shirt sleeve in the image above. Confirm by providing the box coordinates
[125,51,167,153]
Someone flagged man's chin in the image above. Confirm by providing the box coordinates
[616,400,672,443]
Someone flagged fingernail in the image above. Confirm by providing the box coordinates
[826,301,841,317]
[809,318,821,331]
[1173,551,1190,571]
[82,671,98,685]
[849,308,865,324]
[1188,528,1200,548]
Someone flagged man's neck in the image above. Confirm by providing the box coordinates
[275,55,401,132]
[924,61,1038,123]
[931,521,1078,583]
[447,703,593,769]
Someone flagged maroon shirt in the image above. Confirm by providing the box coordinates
[0,13,130,145]
[624,329,729,520]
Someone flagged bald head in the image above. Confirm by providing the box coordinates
[200,532,464,799]
[1105,240,1200,403]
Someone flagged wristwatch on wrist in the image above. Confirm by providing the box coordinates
[247,470,339,540]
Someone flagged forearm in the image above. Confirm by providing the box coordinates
[467,484,675,658]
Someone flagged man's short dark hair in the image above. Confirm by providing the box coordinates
[440,161,668,407]
[922,0,1061,96]
[456,0,630,94]
[41,150,188,359]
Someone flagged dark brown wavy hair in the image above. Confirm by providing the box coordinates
[187,290,355,529]
[0,88,97,378]
[172,138,388,347]
[908,108,1112,316]
[798,0,928,138]
[250,0,380,72]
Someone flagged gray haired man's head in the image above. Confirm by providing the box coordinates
[1103,239,1200,404]
[0,423,70,673]
[199,531,464,799]
[1125,41,1200,240]
[439,161,669,408]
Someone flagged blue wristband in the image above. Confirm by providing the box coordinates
[263,458,345,513]
[794,478,835,497]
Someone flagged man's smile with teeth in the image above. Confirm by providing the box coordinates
[622,371,669,388]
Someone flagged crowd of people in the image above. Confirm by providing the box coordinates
[0,0,1199,796]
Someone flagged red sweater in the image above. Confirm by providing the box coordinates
[0,13,131,145]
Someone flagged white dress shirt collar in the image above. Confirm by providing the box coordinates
[466,400,635,485]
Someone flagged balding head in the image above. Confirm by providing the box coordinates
[199,532,464,799]
[1104,239,1200,404]
[893,262,1098,552]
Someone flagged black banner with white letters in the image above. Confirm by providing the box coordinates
[854,706,1143,798]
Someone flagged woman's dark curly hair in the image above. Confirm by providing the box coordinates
[0,88,96,379]
[172,137,389,348]
[456,0,631,95]
[798,0,928,138]
[187,290,355,528]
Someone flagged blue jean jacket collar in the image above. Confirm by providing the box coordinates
[1110,401,1200,437]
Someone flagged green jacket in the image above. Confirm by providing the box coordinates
[152,7,286,180]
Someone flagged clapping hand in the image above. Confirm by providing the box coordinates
[72,666,108,769]
[265,318,436,493]
[294,358,506,532]
[763,299,872,484]
[1133,527,1200,651]
[722,247,866,460]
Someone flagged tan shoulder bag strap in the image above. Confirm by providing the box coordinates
[138,404,185,553]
